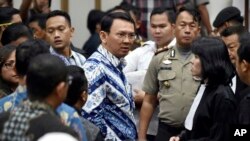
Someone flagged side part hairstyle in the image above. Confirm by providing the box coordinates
[27,54,68,101]
[100,11,135,33]
[176,6,201,25]
[150,7,176,24]
[16,39,49,76]
[191,37,234,86]
[46,10,72,27]
[65,65,88,106]
[220,25,247,37]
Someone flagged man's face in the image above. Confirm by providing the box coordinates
[174,11,200,47]
[100,19,135,58]
[29,21,46,40]
[150,12,174,47]
[45,16,73,50]
[222,34,240,66]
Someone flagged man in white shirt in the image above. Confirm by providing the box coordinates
[123,7,176,141]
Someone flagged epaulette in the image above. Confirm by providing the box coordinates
[155,46,169,55]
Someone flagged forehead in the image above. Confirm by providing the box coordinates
[110,19,135,32]
[222,34,239,43]
[150,13,170,23]
[176,11,196,23]
[46,16,69,27]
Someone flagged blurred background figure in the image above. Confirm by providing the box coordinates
[19,0,51,24]
[0,44,19,98]
[0,0,12,7]
[28,13,47,40]
[82,9,105,58]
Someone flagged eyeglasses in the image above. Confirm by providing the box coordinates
[3,60,15,70]
[115,32,136,41]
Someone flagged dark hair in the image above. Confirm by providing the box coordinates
[27,54,68,101]
[238,33,250,63]
[119,2,141,20]
[64,65,88,106]
[220,25,247,37]
[150,7,176,24]
[0,44,16,69]
[87,10,105,34]
[0,7,20,24]
[100,12,135,33]
[191,37,234,86]
[29,13,47,29]
[1,23,33,46]
[46,10,71,26]
[176,6,201,25]
[16,39,49,76]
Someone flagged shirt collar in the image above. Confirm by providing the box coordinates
[97,45,126,68]
[49,46,74,59]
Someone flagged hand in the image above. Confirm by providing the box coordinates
[169,136,180,141]
[133,89,145,104]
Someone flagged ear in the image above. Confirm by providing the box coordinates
[99,31,108,44]
[70,27,75,38]
[135,20,142,29]
[81,91,88,102]
[172,24,176,36]
[55,82,68,101]
[241,60,250,72]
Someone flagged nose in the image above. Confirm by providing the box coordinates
[184,25,191,34]
[155,27,161,33]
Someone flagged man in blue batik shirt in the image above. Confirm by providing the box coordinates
[82,12,137,141]
[0,39,88,141]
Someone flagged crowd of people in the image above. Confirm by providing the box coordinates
[0,0,250,141]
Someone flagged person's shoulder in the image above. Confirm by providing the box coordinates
[0,93,16,113]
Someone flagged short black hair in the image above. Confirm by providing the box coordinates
[46,10,71,27]
[238,33,250,63]
[1,23,33,46]
[100,12,135,33]
[0,7,20,24]
[176,6,201,25]
[150,7,176,24]
[16,39,49,76]
[220,25,247,37]
[27,54,68,101]
[191,37,234,86]
[0,44,16,69]
[29,13,47,29]
[64,65,88,106]
[87,10,105,34]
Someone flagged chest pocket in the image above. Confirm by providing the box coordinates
[157,69,176,90]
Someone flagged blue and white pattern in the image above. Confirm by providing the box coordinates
[49,47,86,68]
[82,45,137,141]
[0,85,88,141]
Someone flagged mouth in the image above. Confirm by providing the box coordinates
[54,40,63,45]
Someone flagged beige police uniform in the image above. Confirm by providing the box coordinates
[143,45,200,128]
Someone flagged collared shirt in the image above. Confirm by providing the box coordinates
[82,45,137,141]
[0,85,88,141]
[123,39,176,135]
[49,47,86,68]
[143,45,200,127]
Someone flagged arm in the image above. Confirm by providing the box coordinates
[19,0,32,22]
[197,4,213,35]
[138,93,158,140]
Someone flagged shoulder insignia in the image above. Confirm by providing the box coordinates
[155,46,169,55]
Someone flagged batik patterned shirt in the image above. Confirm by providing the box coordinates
[49,47,86,68]
[82,45,137,141]
[0,85,88,141]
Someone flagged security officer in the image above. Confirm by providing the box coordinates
[138,6,201,141]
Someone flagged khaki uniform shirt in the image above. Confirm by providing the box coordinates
[143,45,200,127]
